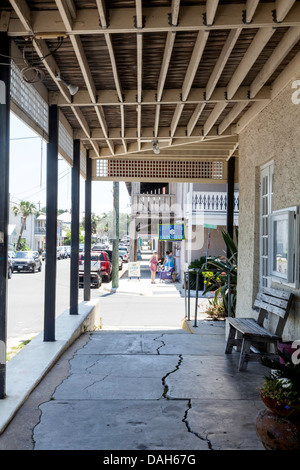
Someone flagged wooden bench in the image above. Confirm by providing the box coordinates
[225,287,294,371]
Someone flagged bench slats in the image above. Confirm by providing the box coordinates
[227,318,279,339]
[261,286,291,300]
[257,292,288,310]
[226,288,294,371]
[253,298,287,318]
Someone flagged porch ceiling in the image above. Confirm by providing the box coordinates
[3,0,300,164]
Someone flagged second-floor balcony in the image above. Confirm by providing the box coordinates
[35,226,46,235]
[131,194,176,215]
[191,191,239,214]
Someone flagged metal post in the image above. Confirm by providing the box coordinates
[44,105,58,341]
[194,269,199,327]
[84,151,91,301]
[0,33,10,397]
[226,157,235,247]
[227,272,231,318]
[184,271,187,318]
[70,140,80,314]
[187,270,191,321]
[112,181,119,288]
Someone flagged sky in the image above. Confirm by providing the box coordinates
[9,113,131,215]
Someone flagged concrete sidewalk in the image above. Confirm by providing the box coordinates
[0,258,266,451]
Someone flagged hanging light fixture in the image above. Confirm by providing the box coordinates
[152,140,160,154]
[55,72,79,96]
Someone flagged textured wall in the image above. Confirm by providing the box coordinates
[237,81,300,340]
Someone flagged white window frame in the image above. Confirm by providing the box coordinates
[259,161,273,288]
[269,206,299,288]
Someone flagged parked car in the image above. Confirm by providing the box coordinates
[13,251,42,273]
[41,250,46,260]
[119,248,129,262]
[7,254,13,279]
[92,244,110,252]
[119,256,123,271]
[57,246,67,259]
[65,246,71,257]
[79,251,112,282]
[78,252,103,289]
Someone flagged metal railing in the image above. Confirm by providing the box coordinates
[184,268,232,327]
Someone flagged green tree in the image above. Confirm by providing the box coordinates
[12,201,37,250]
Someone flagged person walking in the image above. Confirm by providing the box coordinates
[149,251,160,283]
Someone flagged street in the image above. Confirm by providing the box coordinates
[6,258,119,352]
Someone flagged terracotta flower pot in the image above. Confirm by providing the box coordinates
[260,392,300,419]
[255,409,300,450]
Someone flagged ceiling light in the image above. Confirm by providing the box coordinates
[55,72,79,96]
[67,84,79,96]
[152,140,160,154]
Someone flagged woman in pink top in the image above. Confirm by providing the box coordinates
[149,251,160,284]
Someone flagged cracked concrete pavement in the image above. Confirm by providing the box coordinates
[0,267,266,451]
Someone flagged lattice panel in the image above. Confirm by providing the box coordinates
[10,61,48,134]
[95,159,224,181]
[59,121,73,162]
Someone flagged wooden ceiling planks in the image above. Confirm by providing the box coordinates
[5,0,300,160]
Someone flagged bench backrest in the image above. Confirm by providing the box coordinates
[254,287,294,337]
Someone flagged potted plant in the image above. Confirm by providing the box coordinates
[255,350,300,450]
[202,229,238,317]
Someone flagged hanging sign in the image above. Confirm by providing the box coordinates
[158,224,185,241]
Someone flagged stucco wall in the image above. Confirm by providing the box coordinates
[237,81,300,341]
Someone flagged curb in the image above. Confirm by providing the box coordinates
[0,299,101,434]
[181,318,196,334]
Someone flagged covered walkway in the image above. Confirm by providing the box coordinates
[0,256,266,450]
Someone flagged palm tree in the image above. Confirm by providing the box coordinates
[12,201,37,250]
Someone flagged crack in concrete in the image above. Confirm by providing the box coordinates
[161,353,212,450]
[182,400,213,450]
[153,334,166,355]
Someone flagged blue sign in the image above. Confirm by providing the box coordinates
[158,224,185,241]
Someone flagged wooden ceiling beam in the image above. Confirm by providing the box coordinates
[275,0,297,23]
[206,0,219,26]
[9,5,300,36]
[206,28,241,100]
[55,0,113,155]
[203,102,227,136]
[244,0,260,24]
[51,86,270,107]
[75,126,227,141]
[250,26,300,98]
[182,31,210,102]
[226,27,275,100]
[96,0,108,29]
[218,101,248,135]
[187,103,206,137]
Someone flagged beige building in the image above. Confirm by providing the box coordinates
[237,80,300,341]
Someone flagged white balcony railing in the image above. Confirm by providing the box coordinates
[192,191,239,213]
[131,194,175,214]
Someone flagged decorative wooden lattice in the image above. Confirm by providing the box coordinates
[95,159,224,181]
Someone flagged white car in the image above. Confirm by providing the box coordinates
[119,249,128,262]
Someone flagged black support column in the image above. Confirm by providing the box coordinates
[44,105,59,342]
[226,156,235,256]
[0,34,10,397]
[84,151,91,301]
[70,139,80,314]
